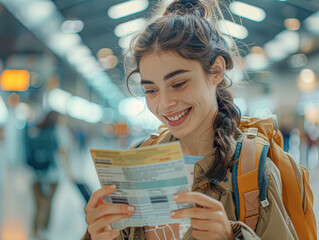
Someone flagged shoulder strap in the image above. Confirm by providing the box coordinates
[139,126,169,147]
[234,127,270,230]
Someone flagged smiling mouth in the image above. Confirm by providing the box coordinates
[163,107,192,127]
[165,108,190,121]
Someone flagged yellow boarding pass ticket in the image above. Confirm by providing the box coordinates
[90,141,183,166]
[90,142,193,229]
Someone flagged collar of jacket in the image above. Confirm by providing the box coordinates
[157,128,243,193]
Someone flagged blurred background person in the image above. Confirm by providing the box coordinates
[25,111,74,240]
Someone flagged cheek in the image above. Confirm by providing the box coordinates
[146,97,157,115]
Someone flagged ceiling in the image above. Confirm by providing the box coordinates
[52,0,319,82]
[1,0,319,99]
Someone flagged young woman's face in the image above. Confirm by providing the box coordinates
[139,51,220,140]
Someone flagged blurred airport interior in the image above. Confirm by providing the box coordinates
[0,0,318,239]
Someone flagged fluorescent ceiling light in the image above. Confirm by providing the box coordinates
[217,20,248,39]
[115,18,147,38]
[264,30,299,62]
[264,41,288,62]
[229,1,266,22]
[304,11,319,36]
[108,0,149,19]
[61,20,84,33]
[48,33,81,56]
[276,30,299,54]
[26,1,56,25]
[48,88,72,115]
[67,96,103,123]
[67,45,92,65]
[245,53,269,71]
[119,34,134,49]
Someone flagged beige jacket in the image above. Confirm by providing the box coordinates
[82,130,298,240]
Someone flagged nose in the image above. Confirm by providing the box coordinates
[159,88,177,112]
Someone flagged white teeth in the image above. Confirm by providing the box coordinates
[167,108,190,121]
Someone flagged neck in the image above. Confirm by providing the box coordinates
[178,105,218,156]
[179,128,214,156]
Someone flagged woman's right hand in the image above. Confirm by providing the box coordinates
[85,184,135,240]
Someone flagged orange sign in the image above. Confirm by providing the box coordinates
[0,69,30,91]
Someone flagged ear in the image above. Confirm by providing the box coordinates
[210,55,226,86]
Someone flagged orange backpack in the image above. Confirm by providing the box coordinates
[137,115,317,239]
[234,115,316,239]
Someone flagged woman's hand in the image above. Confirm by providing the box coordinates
[170,192,234,240]
[84,185,135,240]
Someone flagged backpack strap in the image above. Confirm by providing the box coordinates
[232,127,270,230]
[138,126,169,147]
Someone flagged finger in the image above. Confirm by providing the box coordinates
[86,185,117,210]
[170,207,211,219]
[93,229,120,240]
[173,192,223,211]
[88,214,133,235]
[86,203,135,224]
[192,229,210,240]
[190,218,214,231]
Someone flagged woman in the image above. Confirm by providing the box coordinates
[83,0,300,239]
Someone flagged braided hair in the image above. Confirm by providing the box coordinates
[126,0,241,192]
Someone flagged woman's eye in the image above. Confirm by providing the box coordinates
[144,89,157,94]
[173,81,186,88]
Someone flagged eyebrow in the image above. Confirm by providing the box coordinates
[141,69,190,85]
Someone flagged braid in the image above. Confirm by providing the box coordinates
[205,80,241,192]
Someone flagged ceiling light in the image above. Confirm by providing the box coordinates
[229,1,266,22]
[48,33,81,56]
[245,53,269,71]
[264,30,299,62]
[288,54,308,68]
[97,48,113,59]
[26,1,56,25]
[276,30,299,54]
[67,45,92,65]
[217,20,248,39]
[284,18,300,31]
[61,20,84,33]
[304,11,319,36]
[67,96,103,123]
[250,46,265,55]
[48,88,72,115]
[300,69,316,84]
[119,34,134,49]
[297,69,318,92]
[108,0,149,20]
[99,55,118,69]
[114,18,147,38]
[264,41,287,62]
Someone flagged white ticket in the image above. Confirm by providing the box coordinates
[90,142,194,230]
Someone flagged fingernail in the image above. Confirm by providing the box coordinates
[128,206,135,212]
[172,194,179,200]
[170,211,175,217]
[110,184,116,189]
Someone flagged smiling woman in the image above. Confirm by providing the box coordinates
[81,0,316,239]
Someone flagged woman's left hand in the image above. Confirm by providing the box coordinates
[170,192,234,240]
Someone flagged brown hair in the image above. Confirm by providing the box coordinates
[125,0,241,192]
